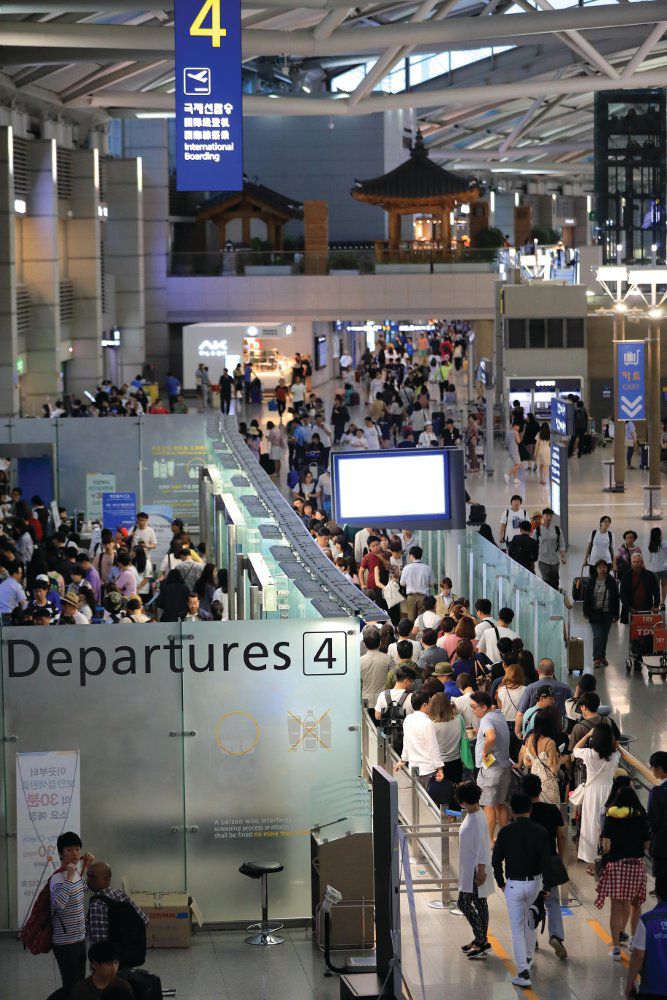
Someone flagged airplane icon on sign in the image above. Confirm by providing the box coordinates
[184,67,211,95]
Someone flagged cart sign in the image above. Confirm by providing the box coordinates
[618,340,645,420]
[174,0,243,192]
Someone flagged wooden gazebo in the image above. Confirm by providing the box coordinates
[351,130,478,251]
[197,178,303,249]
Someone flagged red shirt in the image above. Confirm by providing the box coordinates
[361,552,383,589]
[151,405,169,414]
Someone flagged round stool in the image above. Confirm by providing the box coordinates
[239,861,285,945]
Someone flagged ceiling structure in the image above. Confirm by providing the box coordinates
[2,0,667,180]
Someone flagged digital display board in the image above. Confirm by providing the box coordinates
[330,448,466,529]
[550,397,575,437]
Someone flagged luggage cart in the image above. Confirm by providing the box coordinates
[625,611,667,678]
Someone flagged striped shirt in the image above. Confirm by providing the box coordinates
[50,870,86,944]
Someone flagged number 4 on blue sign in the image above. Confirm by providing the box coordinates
[190,0,227,45]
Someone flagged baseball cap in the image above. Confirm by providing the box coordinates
[35,574,50,586]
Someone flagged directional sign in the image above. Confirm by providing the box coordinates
[174,0,243,191]
[617,340,646,421]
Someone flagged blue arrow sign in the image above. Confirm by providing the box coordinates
[617,340,645,421]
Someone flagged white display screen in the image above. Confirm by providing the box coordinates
[332,451,450,524]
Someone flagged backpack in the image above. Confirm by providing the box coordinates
[380,690,409,753]
[20,863,65,955]
[91,893,147,968]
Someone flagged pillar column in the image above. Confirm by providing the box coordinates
[647,320,662,517]
[105,157,145,386]
[0,126,19,416]
[388,210,401,250]
[121,119,168,383]
[304,200,328,275]
[22,138,60,413]
[613,315,626,492]
[67,148,103,397]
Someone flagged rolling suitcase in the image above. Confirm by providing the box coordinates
[566,608,584,674]
[571,564,587,602]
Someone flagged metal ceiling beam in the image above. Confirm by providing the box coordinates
[525,0,620,79]
[0,0,357,9]
[1,0,666,58]
[621,22,667,78]
[313,6,354,39]
[69,68,667,111]
[497,68,564,154]
[59,59,166,101]
[346,0,458,107]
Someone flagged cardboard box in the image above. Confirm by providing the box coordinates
[125,888,204,948]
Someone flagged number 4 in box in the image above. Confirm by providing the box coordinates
[303,632,348,676]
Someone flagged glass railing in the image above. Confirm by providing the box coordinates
[168,246,501,277]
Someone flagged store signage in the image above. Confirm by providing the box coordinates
[86,473,117,522]
[101,327,121,349]
[550,398,575,437]
[198,338,229,357]
[102,491,137,533]
[174,0,243,192]
[617,340,645,420]
[16,750,81,925]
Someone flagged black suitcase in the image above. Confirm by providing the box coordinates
[581,433,593,455]
[119,968,163,1000]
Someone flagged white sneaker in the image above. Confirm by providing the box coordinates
[513,478,522,484]
[512,970,532,988]
[610,947,622,961]
[504,473,511,483]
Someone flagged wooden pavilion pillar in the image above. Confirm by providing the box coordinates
[241,216,251,245]
[388,210,401,250]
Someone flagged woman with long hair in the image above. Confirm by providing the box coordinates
[155,568,190,622]
[595,784,649,960]
[535,422,551,485]
[194,562,218,615]
[646,526,667,605]
[454,615,477,646]
[519,707,561,806]
[131,543,153,598]
[452,639,476,679]
[495,663,525,757]
[517,649,538,685]
[378,621,396,655]
[427,693,463,784]
[572,724,619,874]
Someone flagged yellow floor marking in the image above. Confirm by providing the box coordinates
[587,918,630,965]
[487,932,541,999]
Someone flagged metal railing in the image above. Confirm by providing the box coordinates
[168,246,501,277]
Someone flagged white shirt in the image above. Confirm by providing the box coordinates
[211,588,229,619]
[340,354,352,369]
[418,431,437,448]
[291,383,306,402]
[477,624,518,663]
[458,809,493,896]
[474,618,497,641]
[500,506,527,543]
[646,541,667,574]
[401,710,444,775]
[131,525,157,550]
[374,686,415,717]
[387,639,421,665]
[414,610,441,631]
[354,528,372,565]
[364,425,381,450]
[451,692,476,729]
[400,560,435,595]
[587,528,614,567]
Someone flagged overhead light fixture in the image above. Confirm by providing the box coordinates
[649,307,663,319]
[135,112,175,119]
[247,326,258,335]
[268,94,279,99]
[302,85,311,94]
[14,198,26,214]
[614,302,627,313]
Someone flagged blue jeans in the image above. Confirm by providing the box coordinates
[590,613,613,660]
[544,890,564,941]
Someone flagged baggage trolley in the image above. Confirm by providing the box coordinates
[625,611,667,678]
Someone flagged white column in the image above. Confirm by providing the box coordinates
[105,157,145,385]
[22,138,60,413]
[122,120,169,383]
[67,148,103,396]
[0,126,19,415]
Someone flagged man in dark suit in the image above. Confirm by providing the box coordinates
[649,751,667,878]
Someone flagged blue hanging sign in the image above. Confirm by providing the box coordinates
[617,340,646,420]
[174,0,243,192]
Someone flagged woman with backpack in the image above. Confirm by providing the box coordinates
[583,515,616,577]
[583,559,620,667]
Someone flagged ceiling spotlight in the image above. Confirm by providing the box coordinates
[302,84,311,94]
[614,302,627,313]
[649,307,663,319]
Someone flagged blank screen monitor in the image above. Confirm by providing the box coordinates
[331,448,465,529]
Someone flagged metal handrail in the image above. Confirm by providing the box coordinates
[619,745,660,792]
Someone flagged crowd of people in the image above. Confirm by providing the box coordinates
[0,494,228,626]
[357,539,667,990]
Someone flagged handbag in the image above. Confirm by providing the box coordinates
[569,782,586,807]
[382,578,403,610]
[459,715,474,771]
[545,854,569,888]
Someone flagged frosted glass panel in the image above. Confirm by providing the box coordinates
[140,415,208,532]
[181,618,361,922]
[57,419,141,520]
[0,624,187,928]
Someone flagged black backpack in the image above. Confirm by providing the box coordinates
[380,690,409,753]
[90,893,147,968]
